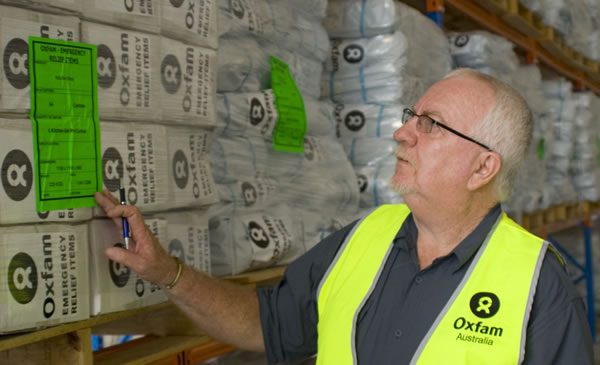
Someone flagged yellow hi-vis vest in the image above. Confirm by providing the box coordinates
[316,204,548,365]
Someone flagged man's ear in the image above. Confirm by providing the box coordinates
[467,151,502,191]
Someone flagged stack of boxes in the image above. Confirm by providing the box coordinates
[0,0,219,332]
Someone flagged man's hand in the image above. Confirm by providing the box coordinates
[95,190,177,286]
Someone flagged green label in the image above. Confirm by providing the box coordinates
[270,57,306,153]
[536,138,545,161]
[28,37,102,211]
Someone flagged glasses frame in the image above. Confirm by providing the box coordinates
[401,108,493,151]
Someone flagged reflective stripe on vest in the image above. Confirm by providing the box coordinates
[316,204,547,365]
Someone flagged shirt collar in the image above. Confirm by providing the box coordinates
[393,204,503,271]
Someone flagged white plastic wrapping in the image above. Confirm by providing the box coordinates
[0,118,92,224]
[570,93,600,201]
[81,0,160,34]
[209,203,298,276]
[81,22,161,122]
[322,72,422,105]
[334,103,404,139]
[0,5,79,114]
[161,0,218,49]
[355,158,403,208]
[158,37,217,126]
[324,0,396,38]
[395,2,452,89]
[215,90,335,139]
[448,31,520,75]
[167,126,219,209]
[342,137,398,166]
[98,122,170,213]
[89,218,167,315]
[0,223,89,333]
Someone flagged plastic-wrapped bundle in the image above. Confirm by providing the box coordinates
[543,79,578,205]
[218,0,330,63]
[394,2,452,89]
[324,31,408,75]
[212,135,359,214]
[215,90,335,139]
[570,93,600,201]
[161,0,218,49]
[322,72,423,105]
[18,0,83,14]
[158,37,217,126]
[209,203,299,276]
[520,0,571,35]
[217,36,271,92]
[448,31,520,75]
[564,0,595,56]
[324,0,396,38]
[81,22,161,122]
[0,5,79,114]
[218,0,294,39]
[290,0,327,19]
[167,126,219,209]
[334,103,404,139]
[355,158,403,208]
[217,173,282,208]
[506,66,552,214]
[81,0,160,34]
[262,42,323,98]
[218,36,322,98]
[342,137,397,166]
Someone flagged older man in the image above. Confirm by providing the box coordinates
[96,69,592,364]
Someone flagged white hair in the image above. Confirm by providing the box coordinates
[444,68,533,202]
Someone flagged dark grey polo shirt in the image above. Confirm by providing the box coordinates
[257,205,593,364]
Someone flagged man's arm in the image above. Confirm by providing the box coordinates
[95,191,264,351]
[524,251,594,364]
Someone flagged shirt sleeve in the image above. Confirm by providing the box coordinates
[524,250,594,365]
[257,221,357,365]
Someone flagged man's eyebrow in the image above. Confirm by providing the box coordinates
[420,108,445,122]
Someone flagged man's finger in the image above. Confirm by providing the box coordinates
[105,246,141,270]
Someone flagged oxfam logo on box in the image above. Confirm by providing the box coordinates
[97,44,117,89]
[102,147,123,192]
[3,38,29,89]
[169,239,186,262]
[2,149,33,201]
[172,150,189,189]
[8,252,38,304]
[161,54,182,94]
[109,243,130,287]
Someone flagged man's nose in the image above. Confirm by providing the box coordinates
[393,122,417,147]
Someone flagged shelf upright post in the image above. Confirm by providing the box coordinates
[582,218,596,341]
[426,0,445,27]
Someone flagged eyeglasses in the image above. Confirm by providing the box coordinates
[401,108,492,151]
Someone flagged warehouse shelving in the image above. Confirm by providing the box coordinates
[0,266,285,364]
[3,0,600,363]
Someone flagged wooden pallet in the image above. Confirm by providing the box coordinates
[538,26,569,61]
[502,0,545,38]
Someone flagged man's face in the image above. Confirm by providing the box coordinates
[390,76,495,204]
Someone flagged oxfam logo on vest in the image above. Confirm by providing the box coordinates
[8,252,38,304]
[2,149,33,201]
[470,292,500,318]
[3,38,29,89]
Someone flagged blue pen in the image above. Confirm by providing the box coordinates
[119,179,131,250]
